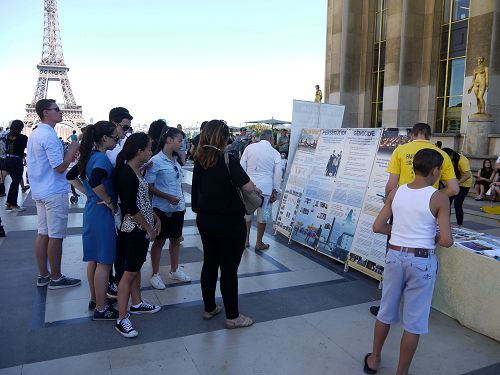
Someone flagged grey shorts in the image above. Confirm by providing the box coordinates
[377,249,438,334]
[35,193,69,239]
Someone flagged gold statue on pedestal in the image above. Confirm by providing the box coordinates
[468,56,489,115]
[314,85,322,103]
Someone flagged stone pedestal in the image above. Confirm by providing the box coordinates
[464,115,493,155]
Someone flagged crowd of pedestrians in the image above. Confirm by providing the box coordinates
[13,99,277,338]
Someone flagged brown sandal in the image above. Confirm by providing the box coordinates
[254,243,270,251]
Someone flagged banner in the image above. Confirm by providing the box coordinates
[348,128,411,279]
[275,128,321,237]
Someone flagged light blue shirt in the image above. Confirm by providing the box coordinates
[144,151,185,213]
[27,123,70,200]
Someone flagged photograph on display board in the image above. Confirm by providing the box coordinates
[297,128,320,153]
[291,197,330,250]
[315,204,360,262]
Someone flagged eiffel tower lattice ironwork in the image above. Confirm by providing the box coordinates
[24,0,85,129]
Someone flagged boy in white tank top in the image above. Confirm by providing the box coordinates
[364,149,453,375]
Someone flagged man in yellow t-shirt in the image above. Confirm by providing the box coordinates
[369,123,459,318]
[385,123,459,197]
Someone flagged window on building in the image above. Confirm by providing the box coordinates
[435,0,469,133]
[370,0,387,128]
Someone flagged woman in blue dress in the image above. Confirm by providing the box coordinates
[72,121,120,320]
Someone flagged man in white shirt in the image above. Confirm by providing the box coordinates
[240,130,282,250]
[106,107,133,166]
[27,99,80,289]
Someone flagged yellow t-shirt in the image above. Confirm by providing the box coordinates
[458,154,472,187]
[387,139,456,188]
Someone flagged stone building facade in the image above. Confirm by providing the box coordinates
[324,0,499,157]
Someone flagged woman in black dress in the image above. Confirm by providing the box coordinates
[192,119,260,329]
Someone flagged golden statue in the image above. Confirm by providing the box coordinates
[314,85,322,103]
[468,56,489,115]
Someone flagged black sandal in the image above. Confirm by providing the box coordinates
[364,353,378,374]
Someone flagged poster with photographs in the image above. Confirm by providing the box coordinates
[275,128,321,237]
[314,129,381,262]
[348,128,411,279]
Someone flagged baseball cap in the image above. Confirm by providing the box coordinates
[109,107,133,123]
[240,127,247,131]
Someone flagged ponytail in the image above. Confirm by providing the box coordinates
[78,121,116,179]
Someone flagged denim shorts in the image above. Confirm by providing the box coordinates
[377,249,438,334]
[35,193,69,239]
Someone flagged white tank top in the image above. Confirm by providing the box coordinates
[389,184,437,249]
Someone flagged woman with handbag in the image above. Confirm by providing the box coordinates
[69,121,120,320]
[192,119,261,329]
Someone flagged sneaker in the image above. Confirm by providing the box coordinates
[37,274,51,287]
[5,204,26,212]
[0,226,5,237]
[169,269,191,282]
[106,282,118,299]
[88,300,96,310]
[129,300,161,315]
[48,275,81,290]
[203,305,222,320]
[150,273,166,290]
[225,314,254,329]
[115,314,138,338]
[93,304,119,321]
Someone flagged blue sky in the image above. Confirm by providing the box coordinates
[0,0,327,129]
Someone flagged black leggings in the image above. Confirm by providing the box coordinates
[450,186,470,226]
[5,156,23,206]
[197,213,246,319]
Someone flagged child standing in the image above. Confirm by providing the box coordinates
[364,148,453,375]
[69,121,119,319]
[114,133,162,338]
[146,127,190,289]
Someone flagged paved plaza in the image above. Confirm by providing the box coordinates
[0,165,499,375]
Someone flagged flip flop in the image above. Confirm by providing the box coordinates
[364,353,377,374]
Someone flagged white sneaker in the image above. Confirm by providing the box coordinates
[150,273,166,290]
[169,269,191,282]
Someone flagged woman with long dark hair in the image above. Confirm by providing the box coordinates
[442,148,472,227]
[192,119,260,329]
[145,126,190,289]
[70,121,120,319]
[4,120,28,211]
[147,119,168,154]
[474,159,494,201]
[114,132,161,338]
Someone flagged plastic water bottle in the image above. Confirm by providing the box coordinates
[262,204,273,222]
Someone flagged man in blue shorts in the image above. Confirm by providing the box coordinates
[364,149,453,375]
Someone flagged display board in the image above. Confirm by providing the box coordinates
[275,128,321,237]
[287,100,344,176]
[290,129,381,262]
[276,127,413,280]
[348,128,411,279]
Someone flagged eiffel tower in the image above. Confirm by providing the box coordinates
[24,0,85,131]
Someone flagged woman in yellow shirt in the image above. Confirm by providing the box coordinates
[442,148,472,227]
